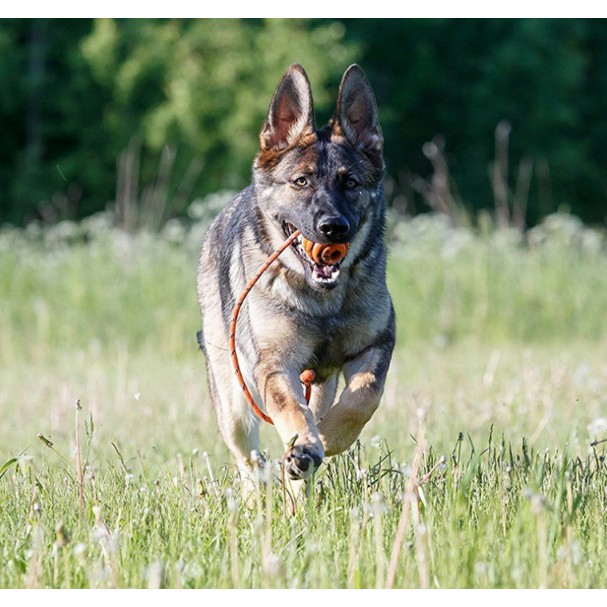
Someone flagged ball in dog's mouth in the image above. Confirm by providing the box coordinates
[283,222,349,289]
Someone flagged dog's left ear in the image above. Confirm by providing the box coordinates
[333,65,383,154]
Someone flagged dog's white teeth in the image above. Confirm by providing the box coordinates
[312,265,340,283]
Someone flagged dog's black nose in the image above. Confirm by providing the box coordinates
[318,217,350,241]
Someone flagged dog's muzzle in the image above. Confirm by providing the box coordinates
[283,222,350,290]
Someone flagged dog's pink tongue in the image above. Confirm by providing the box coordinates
[316,264,335,278]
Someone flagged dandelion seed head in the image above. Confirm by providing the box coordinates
[401,464,413,477]
[93,526,109,542]
[265,553,282,576]
[145,560,164,589]
[475,561,487,575]
[372,491,389,514]
[588,417,607,435]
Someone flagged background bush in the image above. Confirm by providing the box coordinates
[2,18,607,226]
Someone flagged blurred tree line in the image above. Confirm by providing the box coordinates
[1,18,607,227]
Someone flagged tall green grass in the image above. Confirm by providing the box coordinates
[2,424,606,588]
[2,211,606,364]
[387,213,607,343]
[1,210,607,588]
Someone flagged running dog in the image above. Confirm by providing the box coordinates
[197,64,394,481]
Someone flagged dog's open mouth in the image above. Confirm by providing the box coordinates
[283,222,348,290]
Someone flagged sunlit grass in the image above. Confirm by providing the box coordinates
[2,415,607,588]
[1,211,607,588]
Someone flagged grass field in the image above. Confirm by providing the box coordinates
[1,210,607,588]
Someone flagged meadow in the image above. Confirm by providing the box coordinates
[1,206,607,588]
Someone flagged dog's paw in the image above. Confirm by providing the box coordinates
[282,445,323,480]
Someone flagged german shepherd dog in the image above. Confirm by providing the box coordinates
[197,64,394,482]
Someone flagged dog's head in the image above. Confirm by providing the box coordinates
[253,64,384,291]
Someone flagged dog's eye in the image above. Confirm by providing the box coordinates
[293,176,308,187]
[344,177,358,190]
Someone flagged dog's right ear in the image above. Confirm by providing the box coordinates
[259,64,315,152]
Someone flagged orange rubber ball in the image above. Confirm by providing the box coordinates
[302,237,349,265]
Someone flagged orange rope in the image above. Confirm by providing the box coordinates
[229,229,316,425]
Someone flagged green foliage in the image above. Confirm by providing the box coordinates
[0,18,356,224]
[344,19,607,224]
[81,18,354,192]
[3,19,607,226]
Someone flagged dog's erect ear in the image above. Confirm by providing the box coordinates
[260,64,315,151]
[334,65,383,154]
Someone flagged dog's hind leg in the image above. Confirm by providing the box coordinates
[206,356,263,484]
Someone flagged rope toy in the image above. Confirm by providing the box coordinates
[229,229,348,424]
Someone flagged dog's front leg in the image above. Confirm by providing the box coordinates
[255,359,324,480]
[317,341,393,457]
